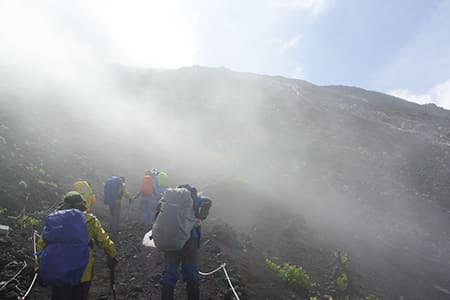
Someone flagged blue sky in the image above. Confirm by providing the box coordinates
[1,0,449,107]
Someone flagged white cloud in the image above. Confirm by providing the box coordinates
[265,0,330,14]
[281,34,303,54]
[0,0,196,71]
[388,79,450,109]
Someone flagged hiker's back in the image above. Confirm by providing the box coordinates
[104,176,123,205]
[73,180,95,211]
[39,209,89,286]
[153,188,196,251]
[140,175,154,196]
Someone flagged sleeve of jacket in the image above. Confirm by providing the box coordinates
[90,215,117,258]
[34,235,47,272]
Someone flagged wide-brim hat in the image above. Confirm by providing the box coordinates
[58,191,88,211]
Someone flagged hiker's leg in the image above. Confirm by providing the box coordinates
[141,198,151,224]
[161,251,180,300]
[161,284,174,300]
[181,238,199,283]
[70,281,91,300]
[110,201,120,241]
[186,281,199,300]
[161,251,181,287]
[181,238,200,300]
[51,285,72,300]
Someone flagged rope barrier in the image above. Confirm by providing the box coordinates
[199,263,226,276]
[222,265,240,300]
[0,261,27,291]
[17,231,39,300]
[18,273,37,300]
[199,263,240,300]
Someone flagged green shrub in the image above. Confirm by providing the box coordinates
[266,259,314,290]
[0,207,7,214]
[339,252,348,271]
[18,215,39,227]
[364,294,379,300]
[336,273,348,291]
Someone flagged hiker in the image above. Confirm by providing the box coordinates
[72,180,96,212]
[104,176,131,241]
[153,184,212,300]
[35,191,118,300]
[134,170,170,225]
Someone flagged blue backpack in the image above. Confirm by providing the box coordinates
[104,176,123,205]
[39,209,89,286]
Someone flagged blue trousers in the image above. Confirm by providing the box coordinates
[161,237,199,287]
[140,196,157,224]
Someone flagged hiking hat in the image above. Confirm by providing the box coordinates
[59,191,88,211]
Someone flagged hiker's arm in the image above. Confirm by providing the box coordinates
[92,217,117,258]
[153,201,162,221]
[34,235,46,272]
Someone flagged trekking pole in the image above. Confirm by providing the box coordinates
[109,267,117,300]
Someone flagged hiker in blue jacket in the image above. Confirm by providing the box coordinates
[104,176,131,241]
[155,184,212,300]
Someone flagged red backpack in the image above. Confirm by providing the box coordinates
[140,175,154,196]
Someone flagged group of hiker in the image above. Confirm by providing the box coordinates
[34,169,212,300]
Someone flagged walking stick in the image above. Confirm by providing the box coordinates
[109,266,117,300]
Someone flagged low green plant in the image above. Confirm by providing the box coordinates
[18,215,39,227]
[336,273,348,291]
[339,252,348,271]
[0,207,7,214]
[364,294,379,300]
[266,259,314,290]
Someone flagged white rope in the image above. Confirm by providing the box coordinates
[222,265,240,300]
[33,231,38,254]
[199,263,226,276]
[199,263,240,300]
[18,273,37,300]
[18,231,39,299]
[0,261,27,291]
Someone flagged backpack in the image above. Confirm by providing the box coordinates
[39,209,89,286]
[152,188,196,251]
[104,176,123,205]
[156,172,169,189]
[140,175,154,196]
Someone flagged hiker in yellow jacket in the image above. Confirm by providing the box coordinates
[73,180,97,212]
[35,191,117,300]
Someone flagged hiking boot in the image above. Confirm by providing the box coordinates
[162,284,174,300]
[186,281,199,300]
